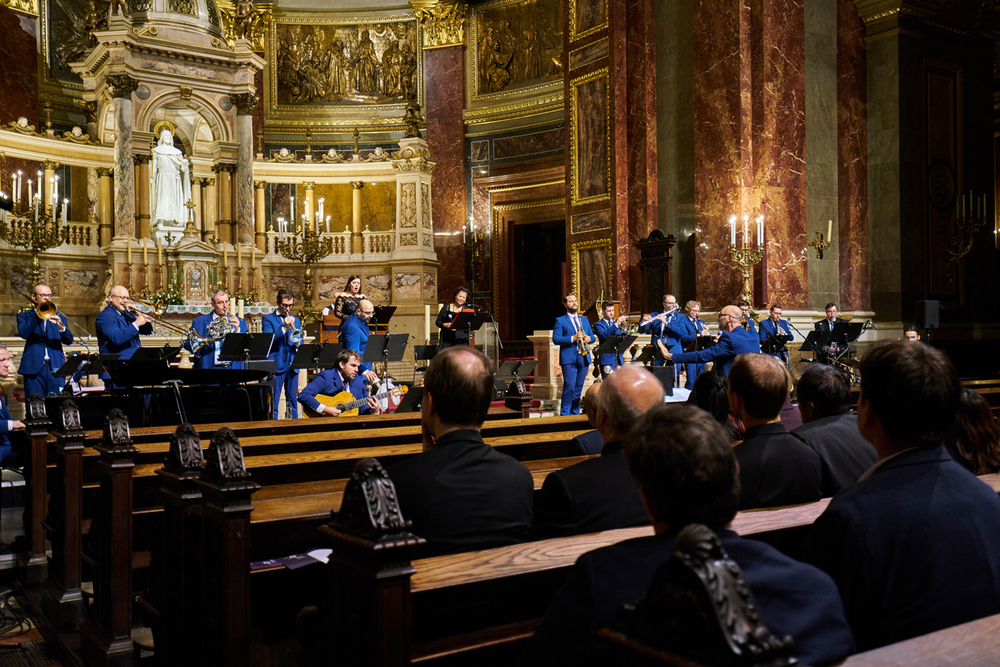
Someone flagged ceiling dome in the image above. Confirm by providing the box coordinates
[126,0,226,45]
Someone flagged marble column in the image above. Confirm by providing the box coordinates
[232,94,257,247]
[98,168,113,247]
[107,74,140,239]
[134,154,151,240]
[351,181,364,254]
[215,165,232,245]
[203,177,217,242]
[254,181,266,252]
[412,0,467,302]
[192,178,204,238]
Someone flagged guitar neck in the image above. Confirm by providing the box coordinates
[338,387,394,412]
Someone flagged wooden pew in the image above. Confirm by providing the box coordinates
[842,612,1000,666]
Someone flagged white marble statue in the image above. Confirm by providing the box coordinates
[150,129,191,228]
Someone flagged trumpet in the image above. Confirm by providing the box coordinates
[576,331,594,357]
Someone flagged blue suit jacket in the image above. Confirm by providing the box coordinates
[17,310,73,374]
[806,444,1000,651]
[0,396,12,453]
[526,528,855,667]
[339,314,372,373]
[673,315,707,352]
[96,306,153,358]
[671,326,761,376]
[592,318,623,366]
[298,368,370,415]
[742,317,758,335]
[261,311,301,374]
[553,314,597,365]
[188,312,249,370]
[759,317,794,352]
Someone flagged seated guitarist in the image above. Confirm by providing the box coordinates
[298,349,378,417]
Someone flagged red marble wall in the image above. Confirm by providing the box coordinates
[837,0,869,310]
[624,0,657,312]
[0,7,38,128]
[752,0,808,309]
[692,0,744,310]
[424,47,467,303]
[693,0,808,310]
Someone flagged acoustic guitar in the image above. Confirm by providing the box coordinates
[305,385,408,418]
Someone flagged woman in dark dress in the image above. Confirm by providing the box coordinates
[322,274,367,319]
[436,286,472,350]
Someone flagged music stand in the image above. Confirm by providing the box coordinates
[633,345,661,366]
[363,334,409,369]
[394,386,424,413]
[291,343,342,370]
[593,335,638,360]
[130,346,182,363]
[55,353,107,378]
[694,335,716,351]
[799,330,820,353]
[763,333,792,356]
[219,333,274,364]
[414,345,437,364]
[373,306,396,333]
[450,309,490,344]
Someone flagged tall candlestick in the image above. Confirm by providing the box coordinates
[127,236,132,264]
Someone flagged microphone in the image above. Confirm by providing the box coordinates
[867,320,878,330]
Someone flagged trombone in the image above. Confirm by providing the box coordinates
[125,298,191,337]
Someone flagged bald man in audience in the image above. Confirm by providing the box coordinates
[791,364,876,496]
[806,340,1000,651]
[662,304,760,378]
[388,346,533,557]
[728,354,823,509]
[532,365,665,538]
[569,381,605,456]
[526,405,855,667]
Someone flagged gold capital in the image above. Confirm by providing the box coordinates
[302,181,316,191]
[410,0,467,49]
[350,181,364,190]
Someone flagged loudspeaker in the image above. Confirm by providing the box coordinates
[915,300,940,329]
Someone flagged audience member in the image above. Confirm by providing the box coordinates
[947,387,1000,475]
[728,354,822,509]
[526,405,855,667]
[902,325,920,342]
[388,346,533,557]
[569,381,604,456]
[791,364,876,496]
[687,368,743,443]
[532,365,664,538]
[806,340,1000,651]
[778,365,803,431]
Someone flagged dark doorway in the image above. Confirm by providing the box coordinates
[511,220,566,341]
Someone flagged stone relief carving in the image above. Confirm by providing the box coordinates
[421,183,430,228]
[474,0,563,96]
[400,183,417,228]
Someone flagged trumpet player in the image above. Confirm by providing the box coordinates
[593,301,627,378]
[553,293,597,416]
[188,290,248,370]
[759,304,795,363]
[262,289,302,419]
[18,283,74,397]
[97,285,154,356]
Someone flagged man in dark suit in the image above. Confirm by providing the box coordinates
[526,405,855,667]
[569,382,604,455]
[532,364,664,538]
[298,349,376,417]
[553,293,597,415]
[339,298,379,383]
[791,364,876,496]
[806,340,1000,651]
[262,288,302,419]
[593,301,627,378]
[17,283,73,397]
[758,303,794,363]
[728,353,822,509]
[662,305,761,377]
[388,346,533,557]
[814,302,845,363]
[187,290,249,370]
[0,344,25,466]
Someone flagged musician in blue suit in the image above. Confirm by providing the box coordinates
[339,299,379,383]
[593,301,628,378]
[759,303,794,363]
[17,284,73,397]
[96,285,154,358]
[298,349,376,417]
[665,305,761,377]
[262,288,302,419]
[639,294,682,380]
[553,293,597,416]
[187,290,248,370]
[0,344,25,466]
[737,299,758,335]
[671,300,711,388]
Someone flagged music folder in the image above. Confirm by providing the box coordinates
[291,343,342,370]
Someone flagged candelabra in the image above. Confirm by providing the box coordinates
[0,187,69,285]
[808,219,833,259]
[945,191,986,283]
[728,214,765,305]
[277,226,333,325]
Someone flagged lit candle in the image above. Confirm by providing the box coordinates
[730,216,736,246]
[290,196,295,222]
[37,171,42,201]
[53,176,58,203]
[743,215,748,247]
[62,198,68,226]
[237,241,242,268]
[425,304,431,342]
[237,299,245,319]
[325,215,330,234]
[127,236,132,264]
[757,215,763,245]
[319,198,324,223]
[27,179,32,204]
[10,173,15,203]
[827,219,832,241]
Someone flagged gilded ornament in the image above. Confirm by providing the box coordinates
[410,0,466,49]
[111,0,130,15]
[221,1,271,51]
[8,117,36,135]
[106,73,141,99]
[179,86,194,100]
[0,0,38,17]
[272,147,296,162]
[232,92,258,115]
[364,147,392,162]
[132,26,159,37]
[321,148,346,164]
[403,102,424,138]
